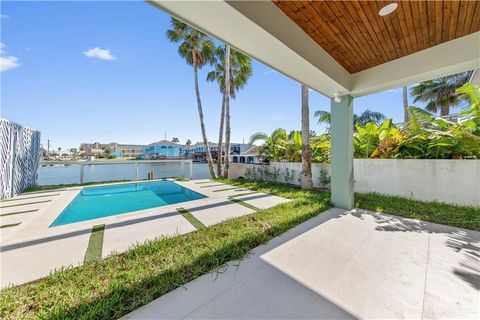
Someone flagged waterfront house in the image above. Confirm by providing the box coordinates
[143,140,185,159]
[109,143,145,159]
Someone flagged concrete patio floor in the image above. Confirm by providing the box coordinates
[124,207,480,320]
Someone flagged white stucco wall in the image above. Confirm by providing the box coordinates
[229,160,480,207]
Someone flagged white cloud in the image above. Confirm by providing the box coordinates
[0,43,21,72]
[0,14,10,20]
[83,47,116,61]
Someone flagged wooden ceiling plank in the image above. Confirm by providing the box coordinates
[342,1,385,65]
[455,1,468,39]
[309,1,370,72]
[350,0,391,63]
[410,1,426,50]
[462,1,476,36]
[323,1,381,68]
[292,1,354,71]
[396,1,414,54]
[387,2,410,57]
[470,1,480,34]
[434,0,443,45]
[418,1,431,49]
[448,1,460,41]
[359,1,397,62]
[372,1,403,57]
[442,1,452,42]
[403,0,419,52]
[426,0,436,48]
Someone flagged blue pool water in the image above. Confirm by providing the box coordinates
[50,180,206,227]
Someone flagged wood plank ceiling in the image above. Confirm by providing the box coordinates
[272,1,480,74]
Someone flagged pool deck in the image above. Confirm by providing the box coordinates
[123,208,480,319]
[0,179,290,287]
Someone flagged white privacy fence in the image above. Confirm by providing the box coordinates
[0,119,41,199]
[229,160,480,207]
[36,160,203,186]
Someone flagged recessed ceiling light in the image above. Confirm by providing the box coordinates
[379,3,398,16]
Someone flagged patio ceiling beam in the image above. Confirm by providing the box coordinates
[350,32,480,97]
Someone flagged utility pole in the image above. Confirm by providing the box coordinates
[164,131,166,140]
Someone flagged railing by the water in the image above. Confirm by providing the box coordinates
[37,160,197,186]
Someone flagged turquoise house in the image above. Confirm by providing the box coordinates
[143,140,185,159]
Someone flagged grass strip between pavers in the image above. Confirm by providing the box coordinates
[0,222,21,229]
[212,187,241,192]
[0,199,51,209]
[0,209,38,217]
[84,224,105,263]
[176,208,205,230]
[194,181,213,184]
[200,184,226,188]
[229,197,261,212]
[229,191,259,198]
[0,193,60,203]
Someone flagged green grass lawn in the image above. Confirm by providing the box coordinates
[355,192,480,231]
[0,180,331,319]
[2,179,478,319]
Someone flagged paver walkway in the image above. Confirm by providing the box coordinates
[124,208,480,319]
[0,180,290,287]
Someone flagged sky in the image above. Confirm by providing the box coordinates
[2,1,412,150]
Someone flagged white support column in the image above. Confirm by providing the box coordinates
[180,161,185,178]
[330,94,354,210]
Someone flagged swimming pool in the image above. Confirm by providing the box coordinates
[50,180,206,227]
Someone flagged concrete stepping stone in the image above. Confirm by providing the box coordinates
[182,198,256,227]
[234,193,291,209]
[102,209,196,258]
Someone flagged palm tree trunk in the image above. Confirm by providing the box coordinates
[301,84,313,190]
[193,60,216,179]
[403,86,409,122]
[440,105,449,117]
[217,94,226,177]
[223,45,231,179]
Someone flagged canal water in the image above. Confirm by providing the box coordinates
[37,162,211,186]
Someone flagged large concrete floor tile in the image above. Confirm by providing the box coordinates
[298,217,373,258]
[243,263,322,318]
[186,200,256,226]
[260,239,349,297]
[102,210,196,257]
[234,193,290,209]
[184,282,275,319]
[0,210,37,226]
[329,260,425,319]
[0,230,90,287]
[0,203,44,215]
[349,231,429,283]
[422,231,480,319]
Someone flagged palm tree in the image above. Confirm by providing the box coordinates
[301,84,313,190]
[167,18,216,178]
[403,86,409,122]
[249,128,288,161]
[314,109,386,131]
[171,137,180,143]
[410,72,471,116]
[185,139,192,146]
[207,45,252,178]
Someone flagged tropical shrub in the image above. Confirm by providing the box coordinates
[250,84,479,161]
